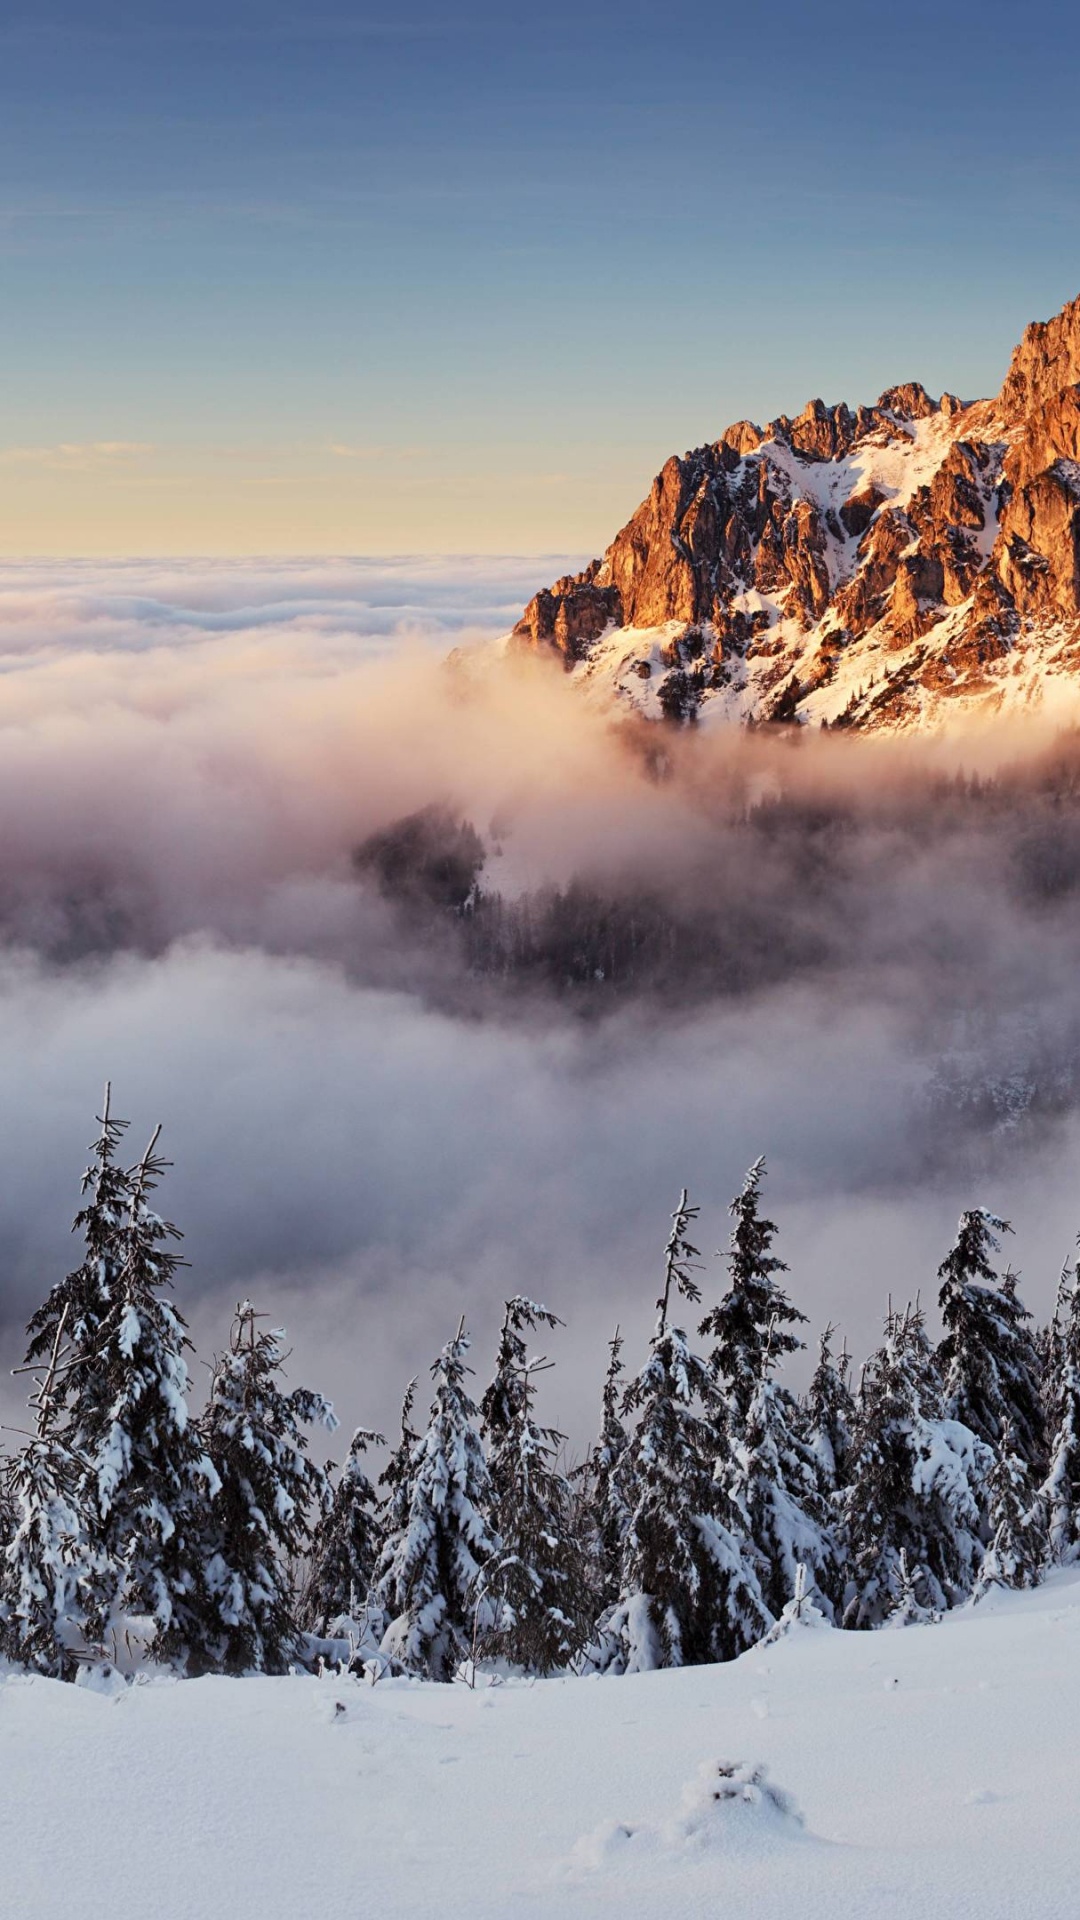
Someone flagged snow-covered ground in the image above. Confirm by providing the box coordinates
[5,1570,1080,1919]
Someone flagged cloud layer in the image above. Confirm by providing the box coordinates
[3,557,1080,1450]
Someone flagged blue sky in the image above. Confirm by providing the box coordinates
[2,0,1079,551]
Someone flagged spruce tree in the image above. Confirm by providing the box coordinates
[480,1297,562,1456]
[201,1301,337,1674]
[1041,1254,1080,1563]
[726,1366,840,1620]
[478,1300,585,1674]
[937,1212,1044,1469]
[699,1162,833,1620]
[578,1327,632,1612]
[373,1320,497,1681]
[598,1190,769,1672]
[379,1378,419,1531]
[843,1304,991,1628]
[886,1548,937,1627]
[2,1441,93,1677]
[74,1128,221,1668]
[973,1422,1046,1600]
[803,1325,855,1494]
[22,1087,131,1458]
[303,1427,386,1638]
[700,1157,805,1425]
[1,1314,97,1678]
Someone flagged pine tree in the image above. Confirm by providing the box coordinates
[478,1300,585,1674]
[379,1377,419,1541]
[803,1325,855,1494]
[1,1309,98,1678]
[598,1190,769,1672]
[763,1560,830,1640]
[1041,1252,1080,1563]
[698,1163,832,1621]
[480,1297,562,1456]
[303,1427,386,1638]
[72,1128,220,1669]
[937,1212,1044,1470]
[22,1087,131,1457]
[886,1548,937,1627]
[201,1302,337,1674]
[726,1366,840,1620]
[973,1421,1046,1600]
[700,1157,805,1425]
[373,1320,497,1681]
[843,1304,991,1628]
[578,1327,632,1612]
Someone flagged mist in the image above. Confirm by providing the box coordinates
[4,557,1080,1453]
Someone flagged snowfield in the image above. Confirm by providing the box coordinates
[5,1571,1080,1919]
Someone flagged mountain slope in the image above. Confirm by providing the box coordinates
[5,1571,1080,1917]
[510,294,1080,732]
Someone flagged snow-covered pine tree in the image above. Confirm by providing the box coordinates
[201,1301,337,1675]
[2,1440,89,1677]
[700,1157,805,1425]
[72,1127,221,1669]
[379,1376,419,1533]
[372,1320,497,1681]
[597,1190,769,1672]
[303,1427,386,1638]
[480,1296,562,1456]
[1,1307,98,1678]
[22,1086,131,1459]
[697,1163,833,1621]
[1041,1250,1080,1563]
[842,1304,992,1628]
[973,1420,1047,1600]
[803,1324,855,1495]
[478,1300,586,1674]
[937,1212,1044,1470]
[577,1326,632,1613]
[725,1362,841,1621]
[886,1548,936,1627]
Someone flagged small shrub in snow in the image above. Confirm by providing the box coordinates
[678,1757,803,1829]
[763,1562,831,1641]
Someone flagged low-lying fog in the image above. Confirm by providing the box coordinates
[4,556,1080,1450]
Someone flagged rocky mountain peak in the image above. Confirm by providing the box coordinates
[998,291,1080,421]
[509,293,1080,733]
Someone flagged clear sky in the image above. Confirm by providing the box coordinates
[2,0,1080,554]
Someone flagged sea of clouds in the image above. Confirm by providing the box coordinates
[3,555,1080,1450]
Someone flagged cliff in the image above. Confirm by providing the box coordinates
[509,293,1080,730]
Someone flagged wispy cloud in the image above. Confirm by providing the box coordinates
[325,442,431,462]
[0,442,154,473]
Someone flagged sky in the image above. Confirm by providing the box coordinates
[2,0,1080,552]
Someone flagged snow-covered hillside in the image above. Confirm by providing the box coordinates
[5,1570,1080,1919]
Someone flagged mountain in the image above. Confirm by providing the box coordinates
[509,294,1080,731]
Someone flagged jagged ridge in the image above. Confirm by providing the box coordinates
[510,294,1080,730]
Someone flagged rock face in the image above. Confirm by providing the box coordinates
[509,293,1080,730]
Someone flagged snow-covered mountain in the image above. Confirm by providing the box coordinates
[510,293,1080,731]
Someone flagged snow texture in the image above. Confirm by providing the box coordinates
[4,1568,1080,1917]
